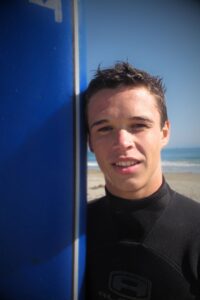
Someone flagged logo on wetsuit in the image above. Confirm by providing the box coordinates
[108,271,151,300]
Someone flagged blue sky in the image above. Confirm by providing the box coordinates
[84,0,200,148]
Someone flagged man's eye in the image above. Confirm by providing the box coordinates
[131,124,147,130]
[98,126,113,132]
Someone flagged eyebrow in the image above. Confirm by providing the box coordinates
[90,116,153,130]
[90,119,109,130]
[129,116,154,124]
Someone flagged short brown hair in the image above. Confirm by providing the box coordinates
[85,62,168,128]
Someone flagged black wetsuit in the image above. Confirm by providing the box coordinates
[87,181,200,299]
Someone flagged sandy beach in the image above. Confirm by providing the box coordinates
[87,169,200,203]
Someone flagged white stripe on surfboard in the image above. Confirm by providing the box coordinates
[72,0,81,299]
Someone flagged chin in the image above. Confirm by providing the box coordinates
[110,179,143,196]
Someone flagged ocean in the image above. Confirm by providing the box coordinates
[87,147,200,173]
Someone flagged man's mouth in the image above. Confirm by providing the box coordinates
[114,160,140,168]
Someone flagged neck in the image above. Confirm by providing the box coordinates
[105,170,164,200]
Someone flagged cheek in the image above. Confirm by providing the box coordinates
[137,132,162,157]
[92,138,112,165]
[93,145,109,172]
[91,133,111,149]
[148,135,163,160]
[93,141,108,156]
[90,136,104,154]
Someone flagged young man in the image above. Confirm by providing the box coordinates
[85,62,200,300]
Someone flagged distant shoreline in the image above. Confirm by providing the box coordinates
[87,169,200,203]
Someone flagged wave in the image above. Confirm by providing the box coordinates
[162,160,200,167]
[88,161,99,169]
[162,160,200,173]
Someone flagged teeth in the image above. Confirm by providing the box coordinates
[115,161,137,167]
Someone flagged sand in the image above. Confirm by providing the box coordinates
[87,169,200,203]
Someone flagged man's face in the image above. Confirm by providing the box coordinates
[88,86,170,199]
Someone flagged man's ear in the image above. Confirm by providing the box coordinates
[161,120,170,148]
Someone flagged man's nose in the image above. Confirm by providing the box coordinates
[114,129,133,150]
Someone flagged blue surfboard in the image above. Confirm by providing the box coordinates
[0,1,86,299]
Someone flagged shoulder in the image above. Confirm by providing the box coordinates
[147,185,200,248]
[87,196,107,215]
[169,188,200,223]
[87,196,108,229]
[87,196,113,249]
[159,186,200,246]
[168,190,200,279]
[145,186,200,279]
